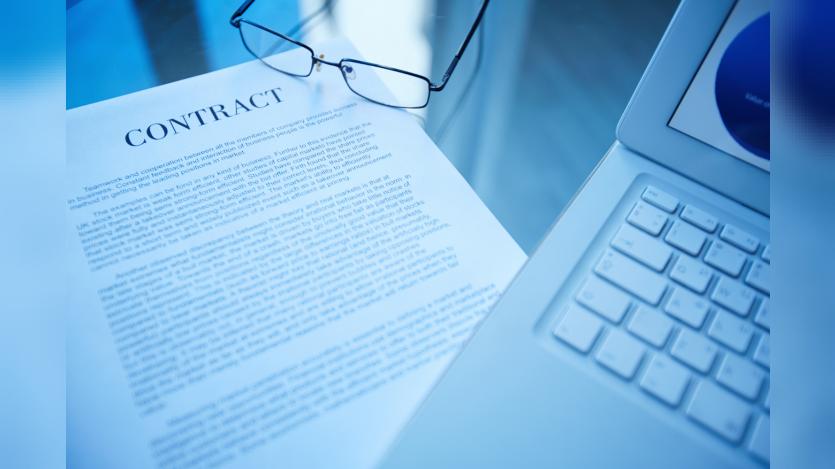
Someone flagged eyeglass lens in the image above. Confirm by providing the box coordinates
[340,61,430,109]
[239,21,314,77]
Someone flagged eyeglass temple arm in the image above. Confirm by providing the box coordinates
[232,0,487,90]
[431,0,490,92]
[231,0,331,38]
[230,0,256,26]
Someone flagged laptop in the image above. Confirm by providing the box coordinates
[378,0,770,467]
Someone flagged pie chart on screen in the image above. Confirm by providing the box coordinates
[715,12,770,160]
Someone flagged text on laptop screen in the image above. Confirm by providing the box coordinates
[669,0,769,171]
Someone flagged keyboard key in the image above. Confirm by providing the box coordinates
[745,260,770,294]
[595,329,645,379]
[720,224,760,253]
[753,334,770,369]
[611,224,672,271]
[627,306,674,347]
[680,205,718,233]
[710,277,756,317]
[748,415,770,462]
[576,277,631,323]
[687,381,751,444]
[704,241,747,277]
[553,304,604,353]
[640,354,690,406]
[669,255,713,294]
[753,299,770,330]
[761,244,771,263]
[716,354,765,400]
[595,250,667,306]
[642,186,678,213]
[664,287,710,328]
[708,310,754,353]
[664,220,706,256]
[627,201,668,236]
[763,388,770,411]
[671,329,718,373]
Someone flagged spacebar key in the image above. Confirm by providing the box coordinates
[595,250,667,305]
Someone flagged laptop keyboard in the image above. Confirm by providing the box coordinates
[552,185,770,464]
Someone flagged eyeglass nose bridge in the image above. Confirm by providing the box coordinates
[312,54,341,72]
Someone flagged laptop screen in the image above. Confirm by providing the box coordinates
[668,0,769,171]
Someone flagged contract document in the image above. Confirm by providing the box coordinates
[67,39,526,469]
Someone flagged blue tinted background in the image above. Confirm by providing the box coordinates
[773,1,835,468]
[1,1,65,468]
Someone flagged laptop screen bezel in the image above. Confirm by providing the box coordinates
[616,0,769,216]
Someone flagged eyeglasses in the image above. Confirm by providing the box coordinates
[230,0,489,109]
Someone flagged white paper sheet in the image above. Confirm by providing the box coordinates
[67,39,526,469]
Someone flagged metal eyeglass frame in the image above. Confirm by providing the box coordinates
[230,0,490,109]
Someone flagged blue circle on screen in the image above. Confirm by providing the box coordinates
[715,13,770,160]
